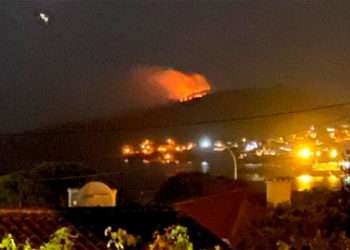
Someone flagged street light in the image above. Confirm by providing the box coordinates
[297,147,313,159]
[214,141,238,180]
[199,137,212,149]
[329,149,338,159]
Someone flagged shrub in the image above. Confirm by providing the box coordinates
[0,227,75,250]
[148,225,193,250]
[104,227,139,249]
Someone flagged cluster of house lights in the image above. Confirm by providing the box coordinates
[121,138,195,164]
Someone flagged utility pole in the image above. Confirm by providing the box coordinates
[214,142,238,180]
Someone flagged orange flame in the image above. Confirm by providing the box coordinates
[132,66,211,102]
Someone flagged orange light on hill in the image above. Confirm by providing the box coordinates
[149,68,210,102]
[179,90,209,103]
[132,66,211,103]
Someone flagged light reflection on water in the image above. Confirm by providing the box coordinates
[295,174,342,191]
[244,173,343,191]
[243,163,344,191]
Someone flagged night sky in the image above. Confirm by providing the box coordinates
[2,0,350,132]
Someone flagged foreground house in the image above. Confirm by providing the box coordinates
[174,190,251,247]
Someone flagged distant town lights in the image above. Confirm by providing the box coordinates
[214,141,223,148]
[121,145,133,155]
[213,141,226,151]
[245,141,258,152]
[187,142,195,150]
[166,138,175,145]
[164,153,172,160]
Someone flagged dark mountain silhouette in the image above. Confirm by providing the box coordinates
[0,85,348,173]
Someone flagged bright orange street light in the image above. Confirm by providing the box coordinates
[329,149,338,159]
[297,147,312,159]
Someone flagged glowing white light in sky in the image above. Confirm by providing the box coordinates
[39,12,49,24]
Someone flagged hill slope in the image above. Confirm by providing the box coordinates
[0,85,349,170]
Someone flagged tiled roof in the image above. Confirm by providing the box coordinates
[0,209,104,250]
[174,190,248,245]
[0,207,229,249]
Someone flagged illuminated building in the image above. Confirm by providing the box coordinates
[266,177,292,207]
[68,182,117,207]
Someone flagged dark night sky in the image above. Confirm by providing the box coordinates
[2,0,350,132]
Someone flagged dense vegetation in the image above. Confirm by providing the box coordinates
[154,172,238,204]
[0,162,96,207]
[236,189,350,249]
[0,227,74,250]
[0,225,214,250]
[104,225,195,250]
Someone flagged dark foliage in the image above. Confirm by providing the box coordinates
[0,161,96,207]
[236,189,350,249]
[154,172,241,204]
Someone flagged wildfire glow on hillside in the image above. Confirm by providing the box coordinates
[132,66,211,103]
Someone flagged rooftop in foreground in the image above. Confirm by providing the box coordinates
[0,206,229,249]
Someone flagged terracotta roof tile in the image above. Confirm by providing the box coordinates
[174,190,247,243]
[0,209,103,249]
[0,207,230,249]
